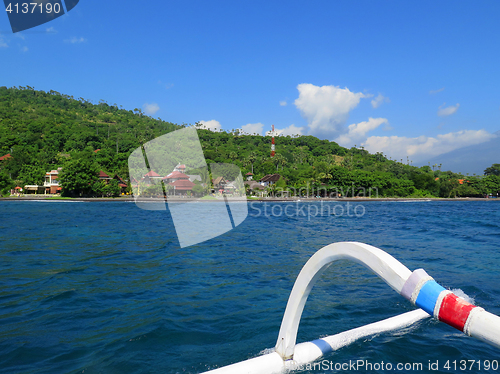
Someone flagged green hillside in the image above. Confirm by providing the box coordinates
[1,86,499,198]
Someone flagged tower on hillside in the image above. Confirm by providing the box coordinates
[271,124,275,157]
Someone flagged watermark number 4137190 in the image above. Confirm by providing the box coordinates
[3,0,79,33]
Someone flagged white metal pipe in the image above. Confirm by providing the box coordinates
[291,308,429,366]
[275,242,412,359]
[199,241,500,374]
[201,309,429,374]
[201,351,284,374]
[465,308,500,349]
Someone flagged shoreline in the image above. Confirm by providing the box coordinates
[1,196,498,202]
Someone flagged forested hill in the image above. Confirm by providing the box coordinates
[0,86,180,180]
[1,86,498,198]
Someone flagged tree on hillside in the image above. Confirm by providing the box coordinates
[0,171,13,196]
[103,179,121,197]
[482,175,500,195]
[274,153,286,171]
[18,164,45,185]
[245,152,258,173]
[59,158,99,196]
[484,163,500,176]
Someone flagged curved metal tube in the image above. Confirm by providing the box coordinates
[201,241,500,373]
[202,309,429,374]
[275,241,412,359]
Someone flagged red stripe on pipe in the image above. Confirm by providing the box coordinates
[438,293,476,331]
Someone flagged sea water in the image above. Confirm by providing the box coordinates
[0,200,499,373]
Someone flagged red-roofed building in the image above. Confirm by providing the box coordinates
[174,163,186,173]
[168,179,195,195]
[133,164,196,196]
[0,153,11,162]
[164,167,195,195]
[163,170,190,182]
[142,170,162,184]
[98,170,111,180]
[113,174,129,194]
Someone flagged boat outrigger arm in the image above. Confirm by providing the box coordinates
[202,242,500,374]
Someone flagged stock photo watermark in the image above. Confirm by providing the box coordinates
[128,128,375,247]
[4,0,79,33]
[128,127,248,248]
[249,200,366,220]
[269,184,379,199]
[293,358,499,372]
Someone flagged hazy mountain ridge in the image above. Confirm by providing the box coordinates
[420,131,500,175]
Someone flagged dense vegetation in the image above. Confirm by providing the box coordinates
[1,86,499,198]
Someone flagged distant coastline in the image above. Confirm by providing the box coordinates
[2,196,499,202]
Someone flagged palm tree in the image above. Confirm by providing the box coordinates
[317,172,332,183]
[274,153,285,171]
[245,152,258,173]
[267,183,278,197]
[280,155,288,171]
[213,139,221,152]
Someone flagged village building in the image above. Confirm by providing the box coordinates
[163,169,195,196]
[244,180,265,197]
[142,170,162,184]
[224,180,237,194]
[212,176,227,193]
[98,170,112,183]
[23,185,44,194]
[44,168,62,194]
[173,163,186,173]
[187,174,202,183]
[97,171,128,194]
[259,174,283,187]
[0,153,11,162]
[113,174,128,194]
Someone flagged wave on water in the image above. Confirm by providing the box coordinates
[451,289,475,304]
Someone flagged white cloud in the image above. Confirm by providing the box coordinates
[240,123,264,135]
[429,87,445,95]
[142,103,160,116]
[371,94,390,108]
[362,130,495,163]
[437,103,460,117]
[265,124,305,137]
[65,37,87,44]
[20,46,28,52]
[279,100,287,106]
[198,120,222,132]
[0,39,7,48]
[294,83,371,138]
[335,117,388,146]
[46,27,57,34]
[15,33,25,40]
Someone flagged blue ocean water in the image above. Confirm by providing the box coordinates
[0,200,499,374]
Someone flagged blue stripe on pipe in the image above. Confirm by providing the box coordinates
[415,281,446,315]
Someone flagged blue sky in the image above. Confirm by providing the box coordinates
[1,1,499,165]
